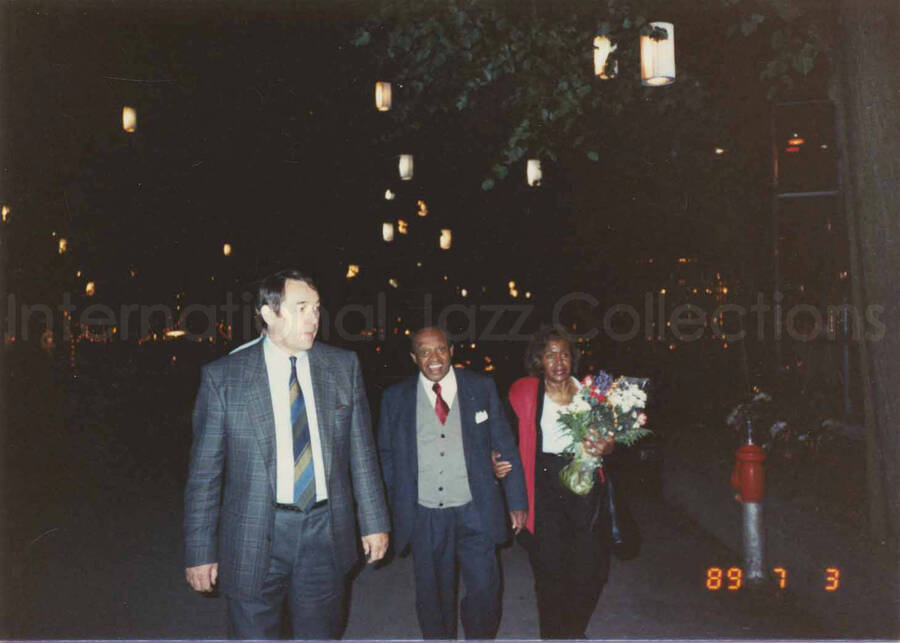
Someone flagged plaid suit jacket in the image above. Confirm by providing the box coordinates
[184,340,389,597]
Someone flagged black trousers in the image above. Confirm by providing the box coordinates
[226,503,344,640]
[409,502,501,639]
[525,452,611,639]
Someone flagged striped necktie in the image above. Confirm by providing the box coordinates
[289,356,316,511]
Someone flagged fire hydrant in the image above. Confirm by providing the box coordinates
[731,419,766,583]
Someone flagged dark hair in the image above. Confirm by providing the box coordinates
[255,269,318,329]
[524,324,581,377]
[409,326,450,353]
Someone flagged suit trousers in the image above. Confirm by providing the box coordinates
[409,502,501,639]
[226,503,344,640]
[525,452,611,639]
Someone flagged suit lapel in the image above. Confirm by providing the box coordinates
[244,341,277,495]
[403,377,419,480]
[308,343,334,482]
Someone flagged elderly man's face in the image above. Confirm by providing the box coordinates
[410,328,453,382]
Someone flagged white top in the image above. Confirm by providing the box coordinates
[540,377,581,454]
[419,367,458,409]
[263,336,328,503]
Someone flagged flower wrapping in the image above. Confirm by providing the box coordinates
[556,372,651,495]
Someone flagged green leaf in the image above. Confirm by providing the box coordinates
[587,151,600,162]
[352,29,371,47]
[481,178,495,191]
[492,164,509,179]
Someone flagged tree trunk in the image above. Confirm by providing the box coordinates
[830,0,900,544]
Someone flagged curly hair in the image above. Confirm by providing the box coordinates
[523,324,581,377]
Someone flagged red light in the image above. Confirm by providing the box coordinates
[785,146,800,153]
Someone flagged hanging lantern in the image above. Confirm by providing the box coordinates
[398,154,414,181]
[417,200,428,217]
[397,219,409,235]
[58,238,68,254]
[593,36,618,79]
[85,281,96,296]
[223,243,232,256]
[346,264,360,279]
[1,205,9,223]
[526,159,542,186]
[439,229,452,250]
[122,106,137,133]
[382,222,395,242]
[375,81,392,112]
[384,189,396,200]
[641,22,676,86]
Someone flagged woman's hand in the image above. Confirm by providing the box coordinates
[582,430,615,458]
[492,450,512,479]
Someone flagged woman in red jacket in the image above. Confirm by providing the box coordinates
[498,325,614,639]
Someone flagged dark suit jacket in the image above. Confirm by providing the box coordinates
[377,368,527,554]
[184,340,390,598]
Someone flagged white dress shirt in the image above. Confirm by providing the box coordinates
[419,367,458,410]
[263,336,328,503]
[540,377,581,454]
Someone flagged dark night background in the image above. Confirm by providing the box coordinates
[0,0,897,639]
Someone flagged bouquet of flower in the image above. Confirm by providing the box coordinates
[556,372,651,495]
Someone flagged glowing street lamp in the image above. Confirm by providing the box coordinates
[382,222,395,242]
[85,281,96,296]
[398,154,414,181]
[1,205,9,223]
[58,238,68,254]
[122,106,137,133]
[526,159,542,186]
[593,36,617,79]
[375,81,392,112]
[439,229,452,250]
[223,243,232,256]
[641,22,676,86]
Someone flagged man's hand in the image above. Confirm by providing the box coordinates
[491,450,512,479]
[361,532,389,563]
[185,562,218,593]
[582,430,615,458]
[509,510,527,535]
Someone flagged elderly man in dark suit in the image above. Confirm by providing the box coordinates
[378,326,527,639]
[183,269,390,639]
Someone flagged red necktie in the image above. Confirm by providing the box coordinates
[433,382,449,425]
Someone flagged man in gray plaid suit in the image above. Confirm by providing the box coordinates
[184,269,390,639]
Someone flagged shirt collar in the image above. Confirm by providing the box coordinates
[419,366,457,396]
[263,335,307,369]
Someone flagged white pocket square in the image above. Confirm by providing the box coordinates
[475,410,489,424]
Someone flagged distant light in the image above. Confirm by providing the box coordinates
[787,137,805,146]
[384,189,396,200]
[785,146,800,153]
[122,106,137,133]
[399,154,414,181]
[223,243,232,256]
[461,288,468,297]
[388,278,399,288]
[593,35,617,79]
[641,22,676,86]
[76,270,83,278]
[375,81,392,112]
[58,238,68,254]
[404,329,411,336]
[416,261,423,268]
[508,280,516,289]
[660,288,667,294]
[510,288,519,298]
[470,343,476,349]
[525,291,532,299]
[439,228,452,250]
[130,268,137,278]
[166,329,186,338]
[442,275,449,281]
[346,264,360,279]
[397,219,409,235]
[85,281,96,296]
[382,222,395,242]
[527,159,542,186]
[1,205,9,223]
[714,147,725,155]
[417,200,428,217]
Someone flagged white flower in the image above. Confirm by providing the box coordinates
[608,383,647,413]
[569,395,591,413]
